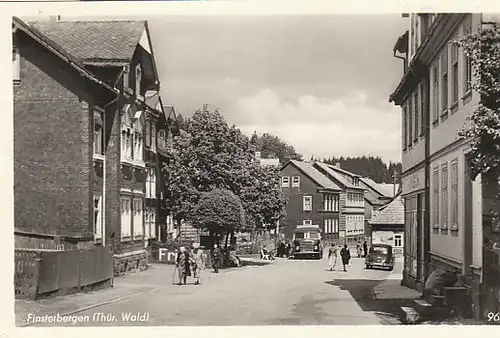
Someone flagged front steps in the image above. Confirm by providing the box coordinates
[398,286,473,324]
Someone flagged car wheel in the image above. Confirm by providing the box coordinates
[388,266,393,271]
[365,265,370,269]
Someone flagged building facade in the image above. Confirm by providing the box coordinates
[280,161,342,242]
[14,17,167,276]
[368,194,405,257]
[313,162,366,245]
[389,13,494,318]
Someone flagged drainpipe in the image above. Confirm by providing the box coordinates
[394,50,407,74]
[423,73,431,288]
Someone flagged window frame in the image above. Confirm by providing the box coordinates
[432,167,440,229]
[414,90,419,141]
[450,159,459,231]
[291,176,300,188]
[120,195,132,241]
[93,192,103,241]
[432,62,440,124]
[441,47,449,117]
[441,162,449,230]
[281,176,290,188]
[303,195,313,212]
[463,15,473,96]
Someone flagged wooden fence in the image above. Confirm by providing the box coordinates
[14,246,113,300]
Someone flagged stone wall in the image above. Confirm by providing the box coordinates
[113,249,148,276]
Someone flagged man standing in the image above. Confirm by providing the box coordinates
[363,241,368,258]
[328,243,338,271]
[340,244,351,272]
[212,243,221,273]
[190,243,205,285]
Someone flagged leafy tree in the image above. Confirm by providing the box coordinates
[191,188,245,246]
[249,132,302,163]
[163,105,286,243]
[455,23,500,180]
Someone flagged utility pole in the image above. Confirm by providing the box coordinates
[392,170,398,197]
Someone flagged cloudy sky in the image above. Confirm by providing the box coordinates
[145,15,408,163]
[41,13,407,163]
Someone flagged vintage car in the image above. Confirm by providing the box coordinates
[365,243,395,270]
[292,226,323,260]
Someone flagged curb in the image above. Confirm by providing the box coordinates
[18,287,159,327]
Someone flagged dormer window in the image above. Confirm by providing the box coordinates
[135,64,142,97]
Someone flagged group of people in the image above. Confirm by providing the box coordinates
[276,241,292,258]
[327,241,369,272]
[175,243,241,285]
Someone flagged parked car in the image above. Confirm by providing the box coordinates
[292,226,323,260]
[365,243,395,270]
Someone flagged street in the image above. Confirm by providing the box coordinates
[18,252,414,326]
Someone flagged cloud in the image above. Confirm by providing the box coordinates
[234,88,402,163]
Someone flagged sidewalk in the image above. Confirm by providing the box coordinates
[15,259,271,327]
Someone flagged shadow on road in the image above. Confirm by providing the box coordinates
[325,279,414,325]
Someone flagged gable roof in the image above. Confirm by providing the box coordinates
[287,160,341,191]
[13,17,117,95]
[368,193,404,225]
[359,177,386,196]
[29,20,147,63]
[313,161,359,189]
[377,183,400,198]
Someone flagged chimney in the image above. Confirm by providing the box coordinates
[49,15,61,22]
[255,151,261,159]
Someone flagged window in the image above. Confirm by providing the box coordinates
[323,219,338,234]
[281,176,290,188]
[13,46,20,83]
[135,64,142,97]
[133,198,143,239]
[403,104,408,149]
[414,91,419,140]
[451,160,459,230]
[121,196,131,240]
[157,130,166,150]
[134,132,143,161]
[394,234,402,247]
[408,95,413,147]
[462,16,473,95]
[303,196,312,211]
[151,123,157,152]
[432,167,439,228]
[145,120,151,148]
[146,167,156,199]
[93,113,103,156]
[451,37,459,109]
[303,220,312,226]
[441,48,448,114]
[420,82,426,135]
[433,63,440,123]
[94,193,103,241]
[323,194,339,211]
[441,163,448,230]
[292,176,300,188]
[150,208,156,238]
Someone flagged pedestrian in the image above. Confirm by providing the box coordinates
[190,243,205,285]
[212,243,221,273]
[279,241,286,258]
[340,244,351,272]
[363,241,368,258]
[286,242,291,258]
[175,246,191,285]
[356,242,362,258]
[328,243,338,271]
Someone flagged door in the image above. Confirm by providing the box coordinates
[416,193,423,280]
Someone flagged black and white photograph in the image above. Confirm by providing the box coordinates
[6,1,500,329]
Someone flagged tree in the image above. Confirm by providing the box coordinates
[250,132,302,163]
[455,24,500,180]
[191,188,245,247]
[163,105,287,242]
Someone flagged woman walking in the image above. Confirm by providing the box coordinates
[340,244,351,272]
[356,242,362,258]
[175,246,191,285]
[328,243,338,271]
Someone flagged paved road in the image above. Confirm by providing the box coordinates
[25,253,404,326]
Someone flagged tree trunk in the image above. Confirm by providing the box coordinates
[224,231,230,250]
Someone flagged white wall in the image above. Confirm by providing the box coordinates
[472,174,483,268]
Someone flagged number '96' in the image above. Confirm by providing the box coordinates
[487,312,500,321]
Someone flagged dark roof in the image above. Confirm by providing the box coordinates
[288,160,342,191]
[12,17,116,94]
[314,162,358,189]
[369,194,404,225]
[29,20,146,64]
